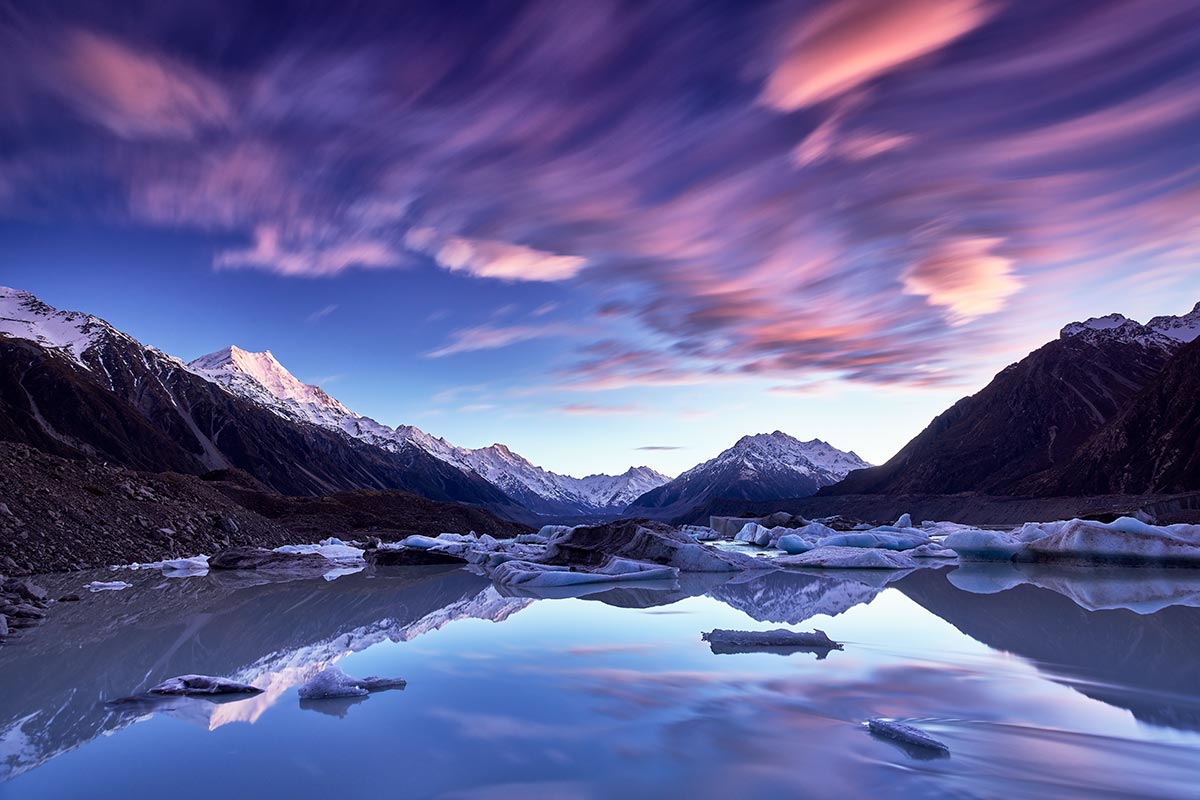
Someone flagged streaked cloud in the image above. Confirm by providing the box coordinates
[306,304,339,323]
[407,228,585,283]
[557,403,647,417]
[427,322,571,358]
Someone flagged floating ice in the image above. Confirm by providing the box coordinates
[815,532,930,551]
[84,580,131,592]
[702,628,841,650]
[492,558,678,588]
[893,513,914,529]
[274,541,364,564]
[775,546,917,570]
[297,666,406,700]
[679,525,721,541]
[776,534,814,554]
[943,530,1025,561]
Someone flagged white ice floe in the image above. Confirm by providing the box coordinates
[735,523,774,546]
[296,666,406,700]
[815,531,931,551]
[942,529,1026,561]
[893,513,914,529]
[84,580,131,592]
[702,628,841,650]
[774,546,917,570]
[943,517,1200,565]
[274,540,365,564]
[492,557,678,588]
[776,534,814,554]
[679,525,721,541]
[536,525,576,541]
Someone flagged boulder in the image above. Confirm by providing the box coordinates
[208,546,331,571]
[0,614,7,639]
[3,578,48,602]
[543,520,770,573]
[297,666,406,699]
[149,675,264,696]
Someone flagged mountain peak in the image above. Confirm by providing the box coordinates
[188,345,350,418]
[1061,303,1200,346]
[0,286,129,369]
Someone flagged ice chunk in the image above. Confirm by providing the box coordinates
[492,558,678,588]
[907,543,957,559]
[159,555,209,574]
[702,628,841,651]
[867,719,949,755]
[537,525,576,540]
[775,546,917,570]
[776,534,814,554]
[735,523,773,546]
[815,532,930,551]
[943,529,1024,561]
[274,542,364,564]
[893,513,914,529]
[515,533,549,544]
[395,535,444,550]
[84,580,131,592]
[679,525,721,541]
[297,666,406,700]
[149,675,263,696]
[1023,518,1200,564]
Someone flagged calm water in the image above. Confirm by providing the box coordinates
[3,562,1200,799]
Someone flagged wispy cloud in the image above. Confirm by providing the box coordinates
[557,403,647,417]
[635,445,684,451]
[427,323,572,358]
[306,304,339,323]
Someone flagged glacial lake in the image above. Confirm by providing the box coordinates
[3,563,1200,799]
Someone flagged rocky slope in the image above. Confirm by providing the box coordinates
[827,308,1196,496]
[190,344,668,516]
[1032,335,1200,495]
[624,431,869,520]
[0,442,528,575]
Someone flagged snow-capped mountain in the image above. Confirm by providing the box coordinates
[831,301,1200,496]
[623,431,870,520]
[186,345,668,516]
[0,287,515,507]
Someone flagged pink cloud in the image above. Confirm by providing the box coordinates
[58,30,231,139]
[407,228,586,282]
[761,0,992,111]
[901,236,1022,323]
[216,225,401,277]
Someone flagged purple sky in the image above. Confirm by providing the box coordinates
[3,0,1200,476]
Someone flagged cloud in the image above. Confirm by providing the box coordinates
[426,322,571,358]
[761,0,992,111]
[306,304,339,323]
[901,237,1022,323]
[407,228,585,282]
[635,445,684,451]
[56,30,231,139]
[531,301,560,317]
[216,226,401,277]
[557,403,647,416]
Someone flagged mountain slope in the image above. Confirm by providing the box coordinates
[826,310,1190,496]
[0,287,518,510]
[188,345,668,515]
[623,431,869,520]
[1030,335,1200,495]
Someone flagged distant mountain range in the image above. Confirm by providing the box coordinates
[0,287,666,518]
[827,303,1200,499]
[624,431,870,520]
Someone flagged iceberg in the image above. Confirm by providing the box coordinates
[893,513,914,529]
[1021,518,1200,565]
[84,580,131,592]
[297,666,406,700]
[776,534,814,555]
[735,523,773,546]
[943,529,1025,561]
[679,525,721,541]
[491,558,678,588]
[274,542,365,564]
[774,546,917,570]
[815,532,930,551]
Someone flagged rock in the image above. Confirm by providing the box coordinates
[0,503,11,517]
[5,603,46,619]
[3,578,48,602]
[58,593,82,602]
[365,547,467,566]
[867,719,950,756]
[0,614,7,639]
[219,516,239,534]
[542,520,771,573]
[208,546,331,571]
[149,675,264,696]
[297,666,406,700]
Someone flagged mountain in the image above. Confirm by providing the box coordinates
[1031,334,1200,495]
[827,304,1199,496]
[189,345,668,516]
[0,287,517,511]
[623,431,870,520]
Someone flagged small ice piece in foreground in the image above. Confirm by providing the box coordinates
[149,675,263,696]
[894,513,914,529]
[85,580,132,592]
[297,666,406,700]
[702,628,842,651]
[776,534,814,554]
[867,719,949,755]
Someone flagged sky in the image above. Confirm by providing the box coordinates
[3,0,1200,478]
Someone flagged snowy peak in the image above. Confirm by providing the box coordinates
[0,286,137,369]
[189,345,349,415]
[1148,302,1200,343]
[711,430,870,480]
[1060,302,1200,347]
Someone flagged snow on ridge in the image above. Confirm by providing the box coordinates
[676,430,870,484]
[1060,302,1200,346]
[0,286,137,369]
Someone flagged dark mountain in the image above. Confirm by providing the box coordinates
[1031,336,1200,495]
[624,431,869,520]
[0,292,520,514]
[826,313,1189,496]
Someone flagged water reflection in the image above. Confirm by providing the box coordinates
[2,563,1200,798]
